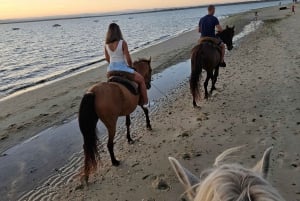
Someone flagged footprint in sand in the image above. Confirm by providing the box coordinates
[50,104,58,108]
[152,176,170,191]
[5,113,11,118]
[182,153,192,160]
[0,134,9,140]
[39,113,49,117]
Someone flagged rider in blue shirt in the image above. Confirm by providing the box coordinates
[199,5,226,67]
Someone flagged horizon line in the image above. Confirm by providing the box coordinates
[0,0,274,24]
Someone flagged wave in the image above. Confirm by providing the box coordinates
[0,58,105,96]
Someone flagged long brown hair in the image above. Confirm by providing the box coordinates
[105,23,124,44]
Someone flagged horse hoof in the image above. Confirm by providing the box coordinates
[147,125,152,130]
[80,175,89,186]
[112,160,120,166]
[193,100,197,107]
[128,139,134,145]
[193,105,201,109]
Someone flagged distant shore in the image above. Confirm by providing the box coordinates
[0,0,287,24]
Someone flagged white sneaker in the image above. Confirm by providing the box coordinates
[143,101,149,108]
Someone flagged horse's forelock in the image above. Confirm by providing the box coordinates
[194,164,284,201]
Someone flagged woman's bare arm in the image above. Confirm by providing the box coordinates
[104,46,110,63]
[122,41,133,67]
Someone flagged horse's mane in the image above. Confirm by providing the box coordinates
[169,147,285,201]
[133,58,151,65]
[194,164,284,201]
[216,25,234,37]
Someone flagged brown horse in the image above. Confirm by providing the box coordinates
[190,26,235,107]
[78,58,152,182]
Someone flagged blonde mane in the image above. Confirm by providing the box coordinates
[194,164,284,201]
[169,147,285,201]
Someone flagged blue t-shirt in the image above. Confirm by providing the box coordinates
[199,15,219,38]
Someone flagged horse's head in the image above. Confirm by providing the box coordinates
[217,25,235,51]
[133,58,152,89]
[169,146,285,201]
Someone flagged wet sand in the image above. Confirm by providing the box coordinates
[1,4,299,201]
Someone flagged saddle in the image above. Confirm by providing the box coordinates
[198,37,222,55]
[107,71,139,95]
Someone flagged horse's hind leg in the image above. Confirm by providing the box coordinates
[204,72,212,99]
[104,118,120,166]
[211,66,219,93]
[126,115,134,144]
[140,106,152,130]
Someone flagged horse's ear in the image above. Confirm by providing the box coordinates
[226,25,229,29]
[148,56,151,63]
[232,25,235,30]
[214,146,244,167]
[168,157,200,198]
[252,147,273,178]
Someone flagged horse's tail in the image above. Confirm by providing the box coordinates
[78,92,99,178]
[190,44,203,101]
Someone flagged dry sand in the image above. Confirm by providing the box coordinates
[1,5,299,201]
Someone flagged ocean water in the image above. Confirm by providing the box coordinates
[0,0,288,99]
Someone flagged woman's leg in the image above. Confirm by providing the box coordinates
[133,72,148,105]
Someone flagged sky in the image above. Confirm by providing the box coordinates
[0,0,246,20]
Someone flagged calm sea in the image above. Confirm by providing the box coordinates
[0,0,288,99]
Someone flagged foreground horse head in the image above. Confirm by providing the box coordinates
[217,25,235,50]
[78,58,152,183]
[169,147,285,201]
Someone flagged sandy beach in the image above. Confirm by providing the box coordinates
[1,4,299,201]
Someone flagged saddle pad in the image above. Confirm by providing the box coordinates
[108,76,139,95]
[199,37,222,55]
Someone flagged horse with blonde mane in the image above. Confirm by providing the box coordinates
[169,147,285,201]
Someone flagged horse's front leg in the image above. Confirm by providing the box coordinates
[126,115,134,144]
[193,98,198,108]
[140,106,152,130]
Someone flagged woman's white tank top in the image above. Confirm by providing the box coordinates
[106,40,125,63]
